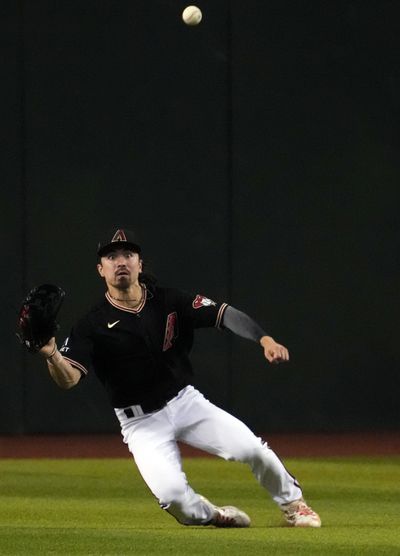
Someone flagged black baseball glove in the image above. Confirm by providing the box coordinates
[16,284,65,353]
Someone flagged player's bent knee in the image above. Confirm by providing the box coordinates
[237,442,275,466]
[232,441,264,463]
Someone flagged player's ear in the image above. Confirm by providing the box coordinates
[97,263,104,277]
[139,258,143,272]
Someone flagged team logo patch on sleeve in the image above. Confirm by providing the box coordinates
[192,294,217,309]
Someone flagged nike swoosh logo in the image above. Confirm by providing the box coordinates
[107,320,120,328]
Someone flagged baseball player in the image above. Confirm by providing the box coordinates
[39,228,321,528]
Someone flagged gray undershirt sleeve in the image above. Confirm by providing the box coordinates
[221,305,267,343]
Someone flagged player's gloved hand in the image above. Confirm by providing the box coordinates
[260,336,289,364]
[16,283,65,353]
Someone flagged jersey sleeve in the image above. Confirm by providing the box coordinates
[59,316,93,376]
[175,289,228,329]
[221,305,267,342]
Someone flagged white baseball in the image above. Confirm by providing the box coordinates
[182,5,202,26]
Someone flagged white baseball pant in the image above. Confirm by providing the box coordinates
[115,385,302,525]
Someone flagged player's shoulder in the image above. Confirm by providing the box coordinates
[150,285,223,313]
[153,284,190,301]
[146,284,192,310]
[76,297,108,325]
[156,285,219,302]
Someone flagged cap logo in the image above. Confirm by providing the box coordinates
[111,229,127,243]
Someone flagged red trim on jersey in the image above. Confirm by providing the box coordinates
[215,303,228,329]
[105,286,147,314]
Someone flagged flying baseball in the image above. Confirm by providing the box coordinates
[182,5,202,26]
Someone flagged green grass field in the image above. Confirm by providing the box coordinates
[1,457,399,555]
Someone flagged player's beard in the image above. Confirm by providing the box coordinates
[112,264,141,291]
[114,275,131,290]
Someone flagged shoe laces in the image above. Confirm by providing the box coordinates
[284,500,316,517]
[296,502,317,517]
[214,510,236,526]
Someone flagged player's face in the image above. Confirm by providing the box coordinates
[97,249,142,289]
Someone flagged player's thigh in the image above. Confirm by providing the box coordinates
[177,393,262,461]
[124,412,188,501]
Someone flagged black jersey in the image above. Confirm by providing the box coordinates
[60,285,227,408]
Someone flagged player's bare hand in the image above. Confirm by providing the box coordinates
[38,337,56,358]
[260,336,289,364]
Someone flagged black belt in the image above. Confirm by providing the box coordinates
[123,399,166,419]
[122,382,189,419]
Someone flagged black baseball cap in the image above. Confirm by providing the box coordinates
[97,228,142,257]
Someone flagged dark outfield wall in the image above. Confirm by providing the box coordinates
[1,1,399,434]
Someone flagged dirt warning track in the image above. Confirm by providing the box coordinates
[1,431,399,458]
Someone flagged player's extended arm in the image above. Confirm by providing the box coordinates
[39,337,82,389]
[222,306,289,364]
